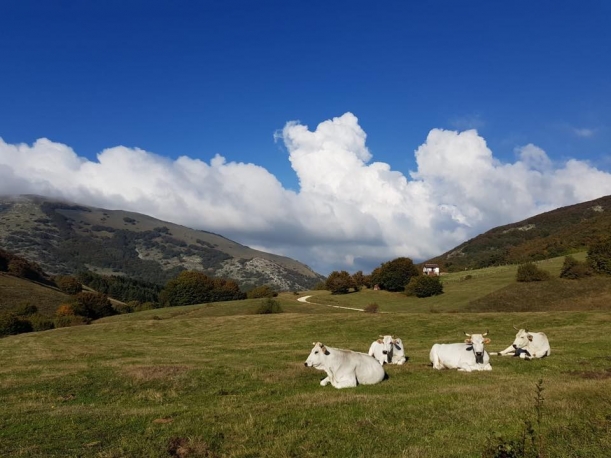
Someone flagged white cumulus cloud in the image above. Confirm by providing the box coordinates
[2,112,611,275]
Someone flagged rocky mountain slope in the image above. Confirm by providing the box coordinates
[425,194,611,272]
[0,195,325,291]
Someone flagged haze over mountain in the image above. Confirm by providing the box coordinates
[0,195,325,291]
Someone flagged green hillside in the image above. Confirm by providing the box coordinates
[426,194,611,271]
[0,274,71,316]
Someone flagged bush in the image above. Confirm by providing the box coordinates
[13,303,38,316]
[0,312,33,337]
[113,301,138,314]
[55,275,83,295]
[134,301,159,312]
[56,304,75,317]
[587,239,611,274]
[560,256,592,280]
[247,285,278,299]
[55,315,89,328]
[405,275,444,298]
[29,315,55,332]
[255,298,282,314]
[363,303,380,313]
[516,263,550,282]
[325,271,357,294]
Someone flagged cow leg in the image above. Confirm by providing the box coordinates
[332,376,358,389]
[320,376,330,386]
[394,357,406,365]
[457,364,473,372]
[491,345,516,356]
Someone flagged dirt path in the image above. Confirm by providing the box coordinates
[297,295,364,312]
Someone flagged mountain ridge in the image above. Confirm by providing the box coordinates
[0,194,325,291]
[425,194,611,271]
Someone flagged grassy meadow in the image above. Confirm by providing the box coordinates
[1,254,611,457]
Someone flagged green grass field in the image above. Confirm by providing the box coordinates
[1,254,611,457]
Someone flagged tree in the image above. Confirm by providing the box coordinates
[55,276,83,295]
[247,285,278,299]
[587,239,611,275]
[370,257,420,292]
[352,271,366,290]
[73,292,116,319]
[159,271,245,306]
[405,275,444,298]
[325,271,357,294]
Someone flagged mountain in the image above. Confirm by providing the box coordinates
[425,194,611,272]
[0,195,325,291]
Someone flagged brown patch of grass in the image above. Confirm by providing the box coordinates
[152,417,173,424]
[563,368,611,379]
[167,437,219,458]
[123,365,190,381]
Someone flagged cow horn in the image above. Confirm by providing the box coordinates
[464,332,471,337]
[513,324,519,331]
[482,330,489,337]
[312,342,316,346]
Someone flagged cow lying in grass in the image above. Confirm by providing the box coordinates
[304,342,386,389]
[368,335,408,365]
[490,327,551,360]
[430,331,492,372]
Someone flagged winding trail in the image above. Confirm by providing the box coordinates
[297,295,364,312]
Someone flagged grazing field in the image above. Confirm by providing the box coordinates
[1,253,610,457]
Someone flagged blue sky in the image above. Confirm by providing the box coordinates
[2,1,611,275]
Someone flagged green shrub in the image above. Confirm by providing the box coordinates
[113,301,138,314]
[587,239,611,274]
[134,301,159,312]
[28,315,55,332]
[0,312,33,337]
[516,263,550,282]
[255,298,282,314]
[560,256,592,279]
[405,275,444,298]
[247,285,278,299]
[363,303,380,313]
[13,303,38,316]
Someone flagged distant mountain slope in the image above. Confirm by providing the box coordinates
[426,195,611,272]
[0,195,325,290]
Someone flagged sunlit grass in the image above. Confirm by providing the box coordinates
[1,251,610,457]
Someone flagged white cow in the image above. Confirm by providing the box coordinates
[390,337,407,365]
[430,332,492,372]
[368,335,393,365]
[305,342,386,389]
[490,327,551,360]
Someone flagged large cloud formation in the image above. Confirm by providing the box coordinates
[2,112,611,275]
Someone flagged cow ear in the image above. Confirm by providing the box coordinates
[484,338,491,344]
[527,334,533,341]
[320,345,330,355]
[464,338,472,344]
[377,338,383,343]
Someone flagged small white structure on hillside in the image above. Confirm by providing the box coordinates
[423,263,440,276]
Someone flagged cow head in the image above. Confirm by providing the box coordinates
[379,335,394,362]
[304,342,330,368]
[511,328,532,350]
[464,331,491,364]
[391,336,403,351]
